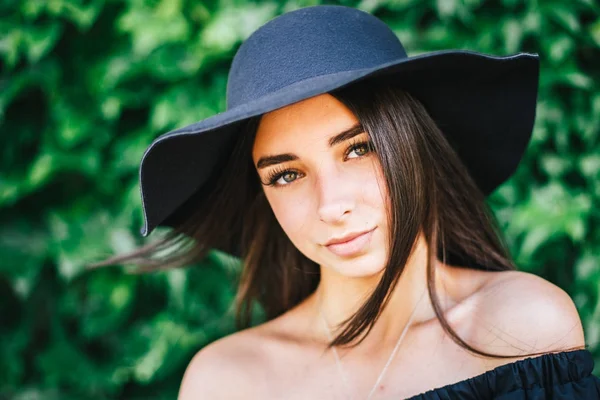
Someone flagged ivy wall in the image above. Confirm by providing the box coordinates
[1,0,599,398]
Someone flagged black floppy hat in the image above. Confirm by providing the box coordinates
[139,5,539,237]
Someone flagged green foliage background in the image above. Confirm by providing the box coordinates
[1,0,599,398]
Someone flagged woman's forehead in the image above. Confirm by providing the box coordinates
[252,93,359,155]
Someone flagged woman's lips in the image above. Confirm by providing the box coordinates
[325,228,376,257]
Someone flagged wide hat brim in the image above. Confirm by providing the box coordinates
[139,49,539,237]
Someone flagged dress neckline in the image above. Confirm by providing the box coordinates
[405,349,594,399]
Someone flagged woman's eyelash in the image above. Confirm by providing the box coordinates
[264,166,296,186]
[262,138,375,187]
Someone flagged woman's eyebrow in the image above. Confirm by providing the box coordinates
[328,122,364,147]
[256,153,298,169]
[256,122,364,169]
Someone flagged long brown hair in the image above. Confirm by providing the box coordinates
[92,79,574,358]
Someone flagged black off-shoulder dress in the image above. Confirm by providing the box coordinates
[407,349,600,399]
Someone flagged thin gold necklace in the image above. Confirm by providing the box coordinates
[317,288,427,400]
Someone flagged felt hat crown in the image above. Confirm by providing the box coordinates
[139,5,539,237]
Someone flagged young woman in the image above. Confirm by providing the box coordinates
[106,5,600,399]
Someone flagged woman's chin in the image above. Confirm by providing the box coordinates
[324,251,387,279]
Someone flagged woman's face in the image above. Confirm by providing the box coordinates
[252,93,390,278]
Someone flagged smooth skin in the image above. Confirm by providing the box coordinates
[178,94,585,399]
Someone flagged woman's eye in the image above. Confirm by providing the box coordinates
[273,171,299,186]
[347,142,371,159]
[281,171,297,183]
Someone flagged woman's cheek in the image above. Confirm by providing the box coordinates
[267,192,314,249]
[356,159,388,208]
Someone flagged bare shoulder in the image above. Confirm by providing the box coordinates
[469,269,585,357]
[178,326,271,400]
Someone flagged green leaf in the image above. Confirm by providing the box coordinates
[118,0,190,56]
[201,4,278,52]
[22,22,62,63]
[539,154,572,178]
[27,153,55,188]
[590,18,600,47]
[436,0,458,18]
[548,5,581,33]
[502,18,523,53]
[0,25,22,69]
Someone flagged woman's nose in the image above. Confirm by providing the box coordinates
[316,169,356,224]
[318,201,352,224]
